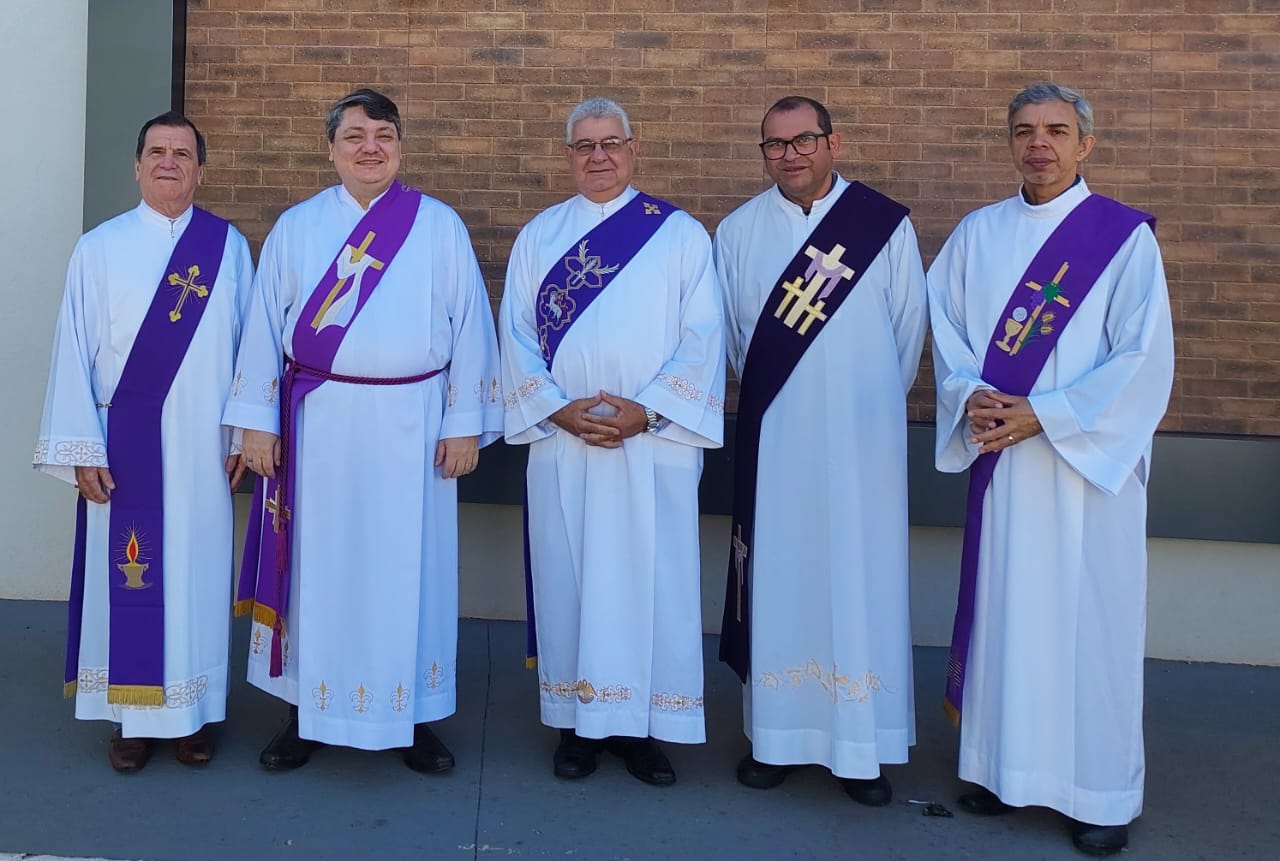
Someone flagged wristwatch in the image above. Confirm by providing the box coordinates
[643,406,660,434]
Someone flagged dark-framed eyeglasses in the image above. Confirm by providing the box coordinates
[569,137,632,157]
[759,133,829,160]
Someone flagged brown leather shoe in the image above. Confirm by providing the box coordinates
[174,726,215,766]
[108,729,151,773]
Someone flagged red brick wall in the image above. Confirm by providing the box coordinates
[185,0,1280,435]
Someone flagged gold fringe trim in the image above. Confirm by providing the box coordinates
[943,699,960,728]
[525,656,537,670]
[233,598,255,618]
[252,603,278,629]
[63,680,77,699]
[107,684,165,707]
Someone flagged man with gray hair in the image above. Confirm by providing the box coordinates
[229,88,502,773]
[499,97,724,785]
[928,82,1173,855]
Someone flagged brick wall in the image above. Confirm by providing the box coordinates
[185,0,1280,435]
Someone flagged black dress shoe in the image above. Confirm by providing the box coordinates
[840,774,893,807]
[403,723,455,774]
[259,711,320,771]
[958,785,1012,816]
[553,729,601,779]
[606,736,676,787]
[1071,821,1129,856]
[736,755,789,789]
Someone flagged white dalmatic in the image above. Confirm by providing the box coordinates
[715,175,928,777]
[500,187,725,744]
[224,185,502,750]
[928,180,1174,825]
[34,202,254,738]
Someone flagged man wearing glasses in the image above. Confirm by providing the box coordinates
[499,97,724,786]
[714,95,927,806]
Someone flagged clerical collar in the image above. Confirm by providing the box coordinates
[774,172,844,218]
[577,185,636,219]
[137,200,194,238]
[1020,174,1084,206]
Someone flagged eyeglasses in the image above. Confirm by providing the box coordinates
[569,137,632,157]
[759,133,829,160]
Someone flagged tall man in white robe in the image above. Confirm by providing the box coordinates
[714,96,927,806]
[228,89,502,772]
[928,82,1174,857]
[499,97,724,786]
[35,112,254,772]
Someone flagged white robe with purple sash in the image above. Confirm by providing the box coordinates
[34,202,254,737]
[715,175,928,777]
[499,187,725,744]
[223,185,502,750]
[928,180,1174,825]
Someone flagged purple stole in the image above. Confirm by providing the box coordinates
[719,182,909,683]
[65,207,230,705]
[522,191,678,664]
[235,182,425,676]
[944,193,1155,723]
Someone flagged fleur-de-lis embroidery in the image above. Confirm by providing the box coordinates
[250,628,265,655]
[262,377,279,404]
[390,682,411,713]
[425,662,443,689]
[312,680,333,711]
[231,371,246,397]
[351,683,372,714]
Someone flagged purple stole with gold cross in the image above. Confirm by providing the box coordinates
[235,181,426,677]
[719,182,909,683]
[65,207,230,705]
[943,193,1154,723]
[521,190,677,665]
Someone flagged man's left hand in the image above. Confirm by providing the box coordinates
[968,391,1043,454]
[436,435,480,479]
[592,391,648,443]
[226,454,247,493]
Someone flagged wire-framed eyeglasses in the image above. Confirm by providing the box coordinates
[759,133,830,160]
[569,137,633,157]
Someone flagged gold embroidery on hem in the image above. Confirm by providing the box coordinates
[351,683,373,713]
[540,678,633,704]
[262,377,279,404]
[71,669,210,709]
[651,692,704,712]
[754,660,889,704]
[391,682,411,712]
[313,680,333,711]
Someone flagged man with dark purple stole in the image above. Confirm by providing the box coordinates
[499,97,724,786]
[714,96,927,806]
[34,112,254,772]
[928,82,1174,856]
[228,89,502,772]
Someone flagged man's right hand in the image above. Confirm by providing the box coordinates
[549,395,622,448]
[74,466,115,504]
[241,429,282,479]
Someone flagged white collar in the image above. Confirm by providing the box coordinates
[574,185,638,219]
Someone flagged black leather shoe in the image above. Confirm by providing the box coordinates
[736,754,789,789]
[1071,821,1129,856]
[840,774,892,807]
[958,786,1012,816]
[607,736,676,787]
[259,711,320,771]
[403,723,455,774]
[553,729,601,779]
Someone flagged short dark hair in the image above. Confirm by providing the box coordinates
[326,88,403,142]
[135,111,207,165]
[761,95,834,138]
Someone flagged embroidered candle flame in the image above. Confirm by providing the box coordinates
[117,531,151,590]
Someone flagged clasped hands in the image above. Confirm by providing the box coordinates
[967,389,1043,454]
[550,391,648,448]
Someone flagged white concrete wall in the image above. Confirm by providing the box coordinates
[0,1,89,600]
[455,506,1280,667]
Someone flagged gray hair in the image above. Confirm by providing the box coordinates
[326,88,402,142]
[1007,82,1094,138]
[565,97,633,143]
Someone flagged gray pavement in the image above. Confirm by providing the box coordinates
[1,599,1276,861]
